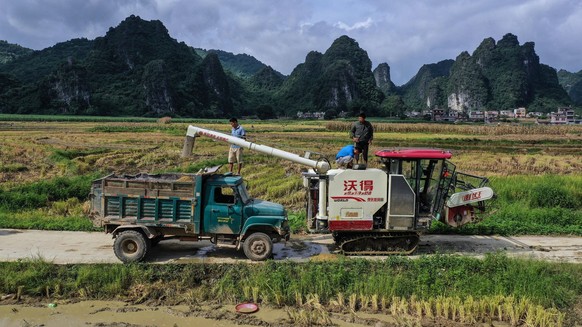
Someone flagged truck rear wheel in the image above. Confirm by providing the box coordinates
[243,232,273,261]
[113,230,151,263]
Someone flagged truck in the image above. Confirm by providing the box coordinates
[90,167,290,262]
[183,125,494,255]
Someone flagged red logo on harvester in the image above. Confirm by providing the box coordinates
[343,179,374,196]
[360,180,373,191]
[462,191,482,202]
[344,180,358,191]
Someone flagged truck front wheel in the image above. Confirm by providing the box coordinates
[243,232,273,261]
[113,230,151,263]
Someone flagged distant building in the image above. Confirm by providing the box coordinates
[297,111,325,119]
[559,107,575,124]
[485,111,499,119]
[499,110,514,118]
[514,107,527,118]
[406,111,421,118]
[550,107,575,124]
[527,112,544,118]
[431,108,445,121]
[468,110,484,120]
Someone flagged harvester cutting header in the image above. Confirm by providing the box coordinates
[183,125,494,255]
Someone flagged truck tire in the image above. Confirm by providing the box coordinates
[113,230,151,263]
[243,232,273,261]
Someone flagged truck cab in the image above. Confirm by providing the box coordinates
[202,174,289,243]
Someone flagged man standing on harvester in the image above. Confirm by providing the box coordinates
[350,113,373,164]
[228,117,246,175]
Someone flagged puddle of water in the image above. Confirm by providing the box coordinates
[0,230,22,236]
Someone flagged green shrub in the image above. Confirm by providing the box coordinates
[288,211,308,233]
[49,198,83,216]
[0,174,98,211]
[529,183,578,209]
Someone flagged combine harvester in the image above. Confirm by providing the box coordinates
[183,125,494,255]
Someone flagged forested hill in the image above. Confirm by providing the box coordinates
[194,48,284,79]
[0,15,236,117]
[274,35,385,117]
[558,69,582,105]
[400,34,572,112]
[0,16,577,118]
[0,40,33,64]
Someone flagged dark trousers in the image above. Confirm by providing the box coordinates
[355,141,369,163]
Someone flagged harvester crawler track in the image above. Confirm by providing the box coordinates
[337,232,420,255]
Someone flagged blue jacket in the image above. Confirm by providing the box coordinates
[336,145,355,159]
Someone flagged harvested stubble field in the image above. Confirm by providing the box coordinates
[1,118,581,232]
[1,117,582,326]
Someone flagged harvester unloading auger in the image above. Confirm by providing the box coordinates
[183,125,494,255]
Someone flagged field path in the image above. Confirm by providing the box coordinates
[1,229,581,264]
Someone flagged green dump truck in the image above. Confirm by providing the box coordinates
[90,169,290,262]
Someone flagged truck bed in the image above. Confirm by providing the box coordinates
[90,173,199,227]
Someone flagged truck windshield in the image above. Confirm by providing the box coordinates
[237,183,251,204]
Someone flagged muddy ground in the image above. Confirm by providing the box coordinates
[0,300,515,327]
[2,229,581,326]
[0,229,581,264]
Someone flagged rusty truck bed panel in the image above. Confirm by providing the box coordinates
[90,173,200,229]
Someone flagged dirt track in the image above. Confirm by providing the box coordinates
[1,229,581,264]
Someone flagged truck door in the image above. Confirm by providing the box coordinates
[204,185,243,234]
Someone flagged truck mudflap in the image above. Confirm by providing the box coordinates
[275,225,291,242]
[278,218,291,241]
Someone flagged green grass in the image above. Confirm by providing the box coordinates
[0,210,95,231]
[432,174,582,235]
[0,163,28,173]
[50,148,111,162]
[0,174,98,212]
[0,174,99,230]
[1,254,580,311]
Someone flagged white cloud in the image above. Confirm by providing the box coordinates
[334,17,373,31]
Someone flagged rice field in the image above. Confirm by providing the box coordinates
[0,117,581,230]
[1,116,582,325]
[1,254,580,326]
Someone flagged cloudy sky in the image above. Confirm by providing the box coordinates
[1,0,580,85]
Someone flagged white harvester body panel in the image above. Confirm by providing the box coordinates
[326,169,387,230]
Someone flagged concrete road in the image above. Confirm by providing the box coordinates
[1,229,581,264]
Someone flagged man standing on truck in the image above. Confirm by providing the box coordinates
[350,113,373,164]
[229,117,246,175]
